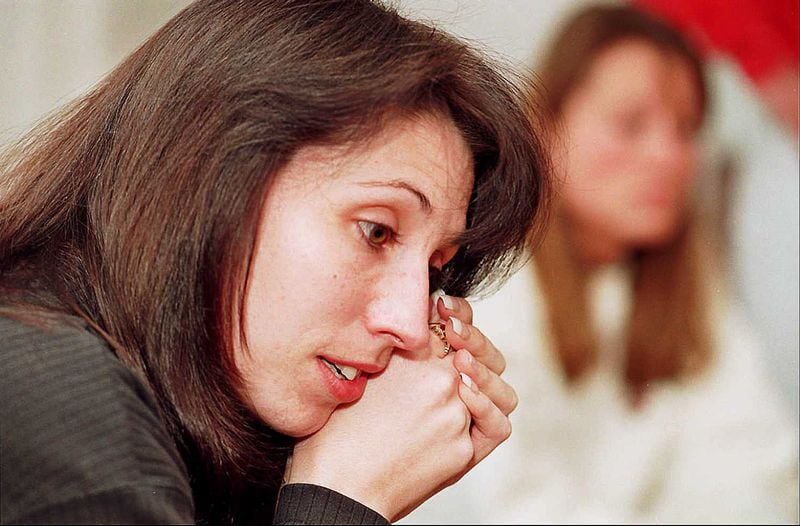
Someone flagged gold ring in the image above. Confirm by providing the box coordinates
[429,322,451,357]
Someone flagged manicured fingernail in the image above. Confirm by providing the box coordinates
[450,316,465,336]
[430,289,445,323]
[460,372,479,393]
[441,294,454,310]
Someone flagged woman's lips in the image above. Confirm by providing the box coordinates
[316,357,369,403]
[321,357,360,380]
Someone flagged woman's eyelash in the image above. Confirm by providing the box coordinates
[356,221,449,291]
[357,220,395,249]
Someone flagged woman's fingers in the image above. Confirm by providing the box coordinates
[442,314,506,375]
[433,290,473,325]
[431,291,505,374]
[453,349,517,415]
[455,369,512,465]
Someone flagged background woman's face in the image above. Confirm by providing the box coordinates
[236,114,473,437]
[558,39,702,258]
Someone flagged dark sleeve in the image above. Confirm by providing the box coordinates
[274,484,389,525]
[0,315,195,525]
[5,486,193,525]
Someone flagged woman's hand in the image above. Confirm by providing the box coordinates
[286,345,473,522]
[285,291,516,522]
[432,290,517,467]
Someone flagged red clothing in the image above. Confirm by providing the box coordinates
[633,0,799,85]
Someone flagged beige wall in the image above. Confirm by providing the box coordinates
[0,0,189,146]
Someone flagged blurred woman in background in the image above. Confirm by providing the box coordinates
[405,4,798,524]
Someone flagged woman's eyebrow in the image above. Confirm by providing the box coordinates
[356,180,432,214]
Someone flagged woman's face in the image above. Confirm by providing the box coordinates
[237,114,473,437]
[558,39,702,262]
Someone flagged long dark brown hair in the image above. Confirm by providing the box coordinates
[0,0,550,523]
[530,4,711,403]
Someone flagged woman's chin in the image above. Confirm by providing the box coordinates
[625,211,684,248]
[632,224,680,249]
[267,408,333,438]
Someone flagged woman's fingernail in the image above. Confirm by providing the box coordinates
[450,316,465,336]
[430,289,445,323]
[460,372,479,393]
[441,294,454,310]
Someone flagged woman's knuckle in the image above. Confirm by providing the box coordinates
[461,299,474,321]
[495,350,507,374]
[499,418,512,441]
[454,436,474,467]
[507,386,519,413]
[433,364,458,389]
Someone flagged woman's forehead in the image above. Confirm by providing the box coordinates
[279,114,474,211]
[558,40,700,131]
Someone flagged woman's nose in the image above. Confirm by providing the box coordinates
[365,265,431,352]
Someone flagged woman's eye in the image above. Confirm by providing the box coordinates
[358,221,393,247]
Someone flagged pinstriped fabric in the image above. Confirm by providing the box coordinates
[1,314,389,525]
[274,484,388,525]
[0,314,194,525]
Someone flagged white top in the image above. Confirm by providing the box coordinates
[403,260,799,524]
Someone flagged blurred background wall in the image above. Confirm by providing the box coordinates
[1,0,797,415]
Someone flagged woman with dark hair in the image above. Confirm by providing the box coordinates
[406,4,797,524]
[0,0,551,524]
